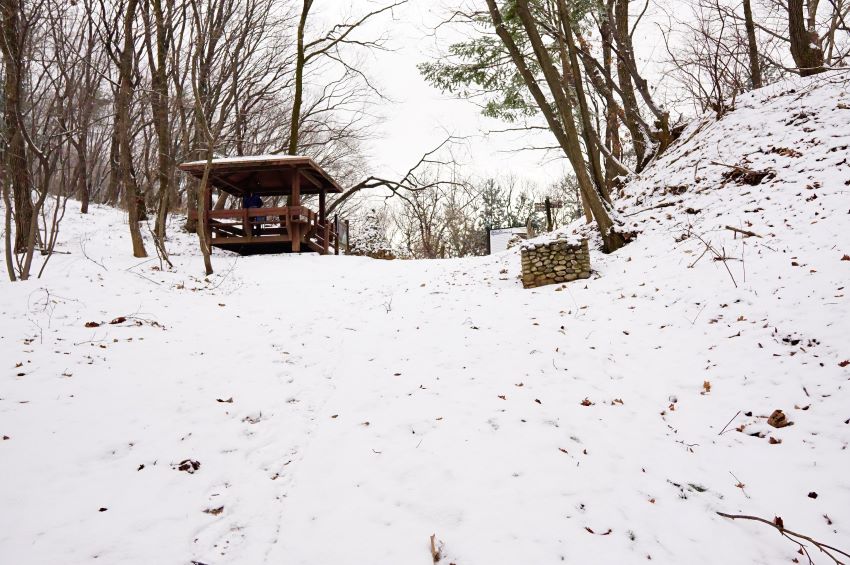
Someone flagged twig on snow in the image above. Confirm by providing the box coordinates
[718,410,742,435]
[716,512,850,565]
[725,225,762,238]
[691,232,738,288]
[729,472,750,499]
[80,233,108,272]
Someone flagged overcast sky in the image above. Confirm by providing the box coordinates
[322,0,675,187]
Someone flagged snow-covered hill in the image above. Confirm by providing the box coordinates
[1,73,848,565]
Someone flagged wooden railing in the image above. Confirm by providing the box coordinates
[309,219,339,255]
[189,205,339,254]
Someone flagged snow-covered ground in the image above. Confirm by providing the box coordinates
[2,74,849,564]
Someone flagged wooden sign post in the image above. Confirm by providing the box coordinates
[534,198,564,232]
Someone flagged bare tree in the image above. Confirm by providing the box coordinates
[286,0,405,156]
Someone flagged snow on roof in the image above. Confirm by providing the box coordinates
[179,154,315,168]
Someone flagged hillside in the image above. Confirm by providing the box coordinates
[1,74,848,565]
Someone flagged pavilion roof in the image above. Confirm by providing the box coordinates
[178,155,344,196]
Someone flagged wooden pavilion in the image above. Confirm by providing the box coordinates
[179,155,343,255]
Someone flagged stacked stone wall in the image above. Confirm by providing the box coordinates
[520,238,591,288]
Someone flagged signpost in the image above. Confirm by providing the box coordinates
[534,197,563,232]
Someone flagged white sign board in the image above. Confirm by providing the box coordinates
[489,227,527,254]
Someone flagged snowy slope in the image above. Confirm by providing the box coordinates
[1,73,849,565]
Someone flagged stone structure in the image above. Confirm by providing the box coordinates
[520,236,591,288]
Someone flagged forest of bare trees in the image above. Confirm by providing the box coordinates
[1,0,848,278]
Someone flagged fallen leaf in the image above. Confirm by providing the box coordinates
[176,459,201,473]
[534,399,541,404]
[703,380,711,394]
[109,316,127,325]
[498,395,506,400]
[98,507,108,512]
[580,398,593,407]
[808,491,818,499]
[839,360,849,368]
[85,321,100,328]
[216,397,233,403]
[768,409,789,428]
[769,437,782,444]
[203,506,224,516]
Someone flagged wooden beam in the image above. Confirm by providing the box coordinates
[301,169,323,190]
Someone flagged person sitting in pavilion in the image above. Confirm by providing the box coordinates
[242,192,264,236]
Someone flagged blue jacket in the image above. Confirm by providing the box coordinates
[243,194,263,208]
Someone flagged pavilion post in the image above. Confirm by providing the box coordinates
[319,189,326,224]
[291,171,301,252]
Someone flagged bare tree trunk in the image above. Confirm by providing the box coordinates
[743,0,762,88]
[611,0,647,168]
[105,126,121,205]
[0,0,34,253]
[288,0,312,156]
[117,0,147,257]
[558,0,608,202]
[613,0,672,155]
[789,0,826,75]
[77,0,98,214]
[2,166,15,281]
[145,0,174,242]
[599,14,624,188]
[195,166,213,275]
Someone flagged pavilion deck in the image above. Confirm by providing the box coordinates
[188,205,339,255]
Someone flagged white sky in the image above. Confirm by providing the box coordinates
[324,0,677,186]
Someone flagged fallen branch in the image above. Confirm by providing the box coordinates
[717,512,850,564]
[624,200,680,217]
[726,225,762,238]
[710,160,760,174]
[711,161,775,185]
